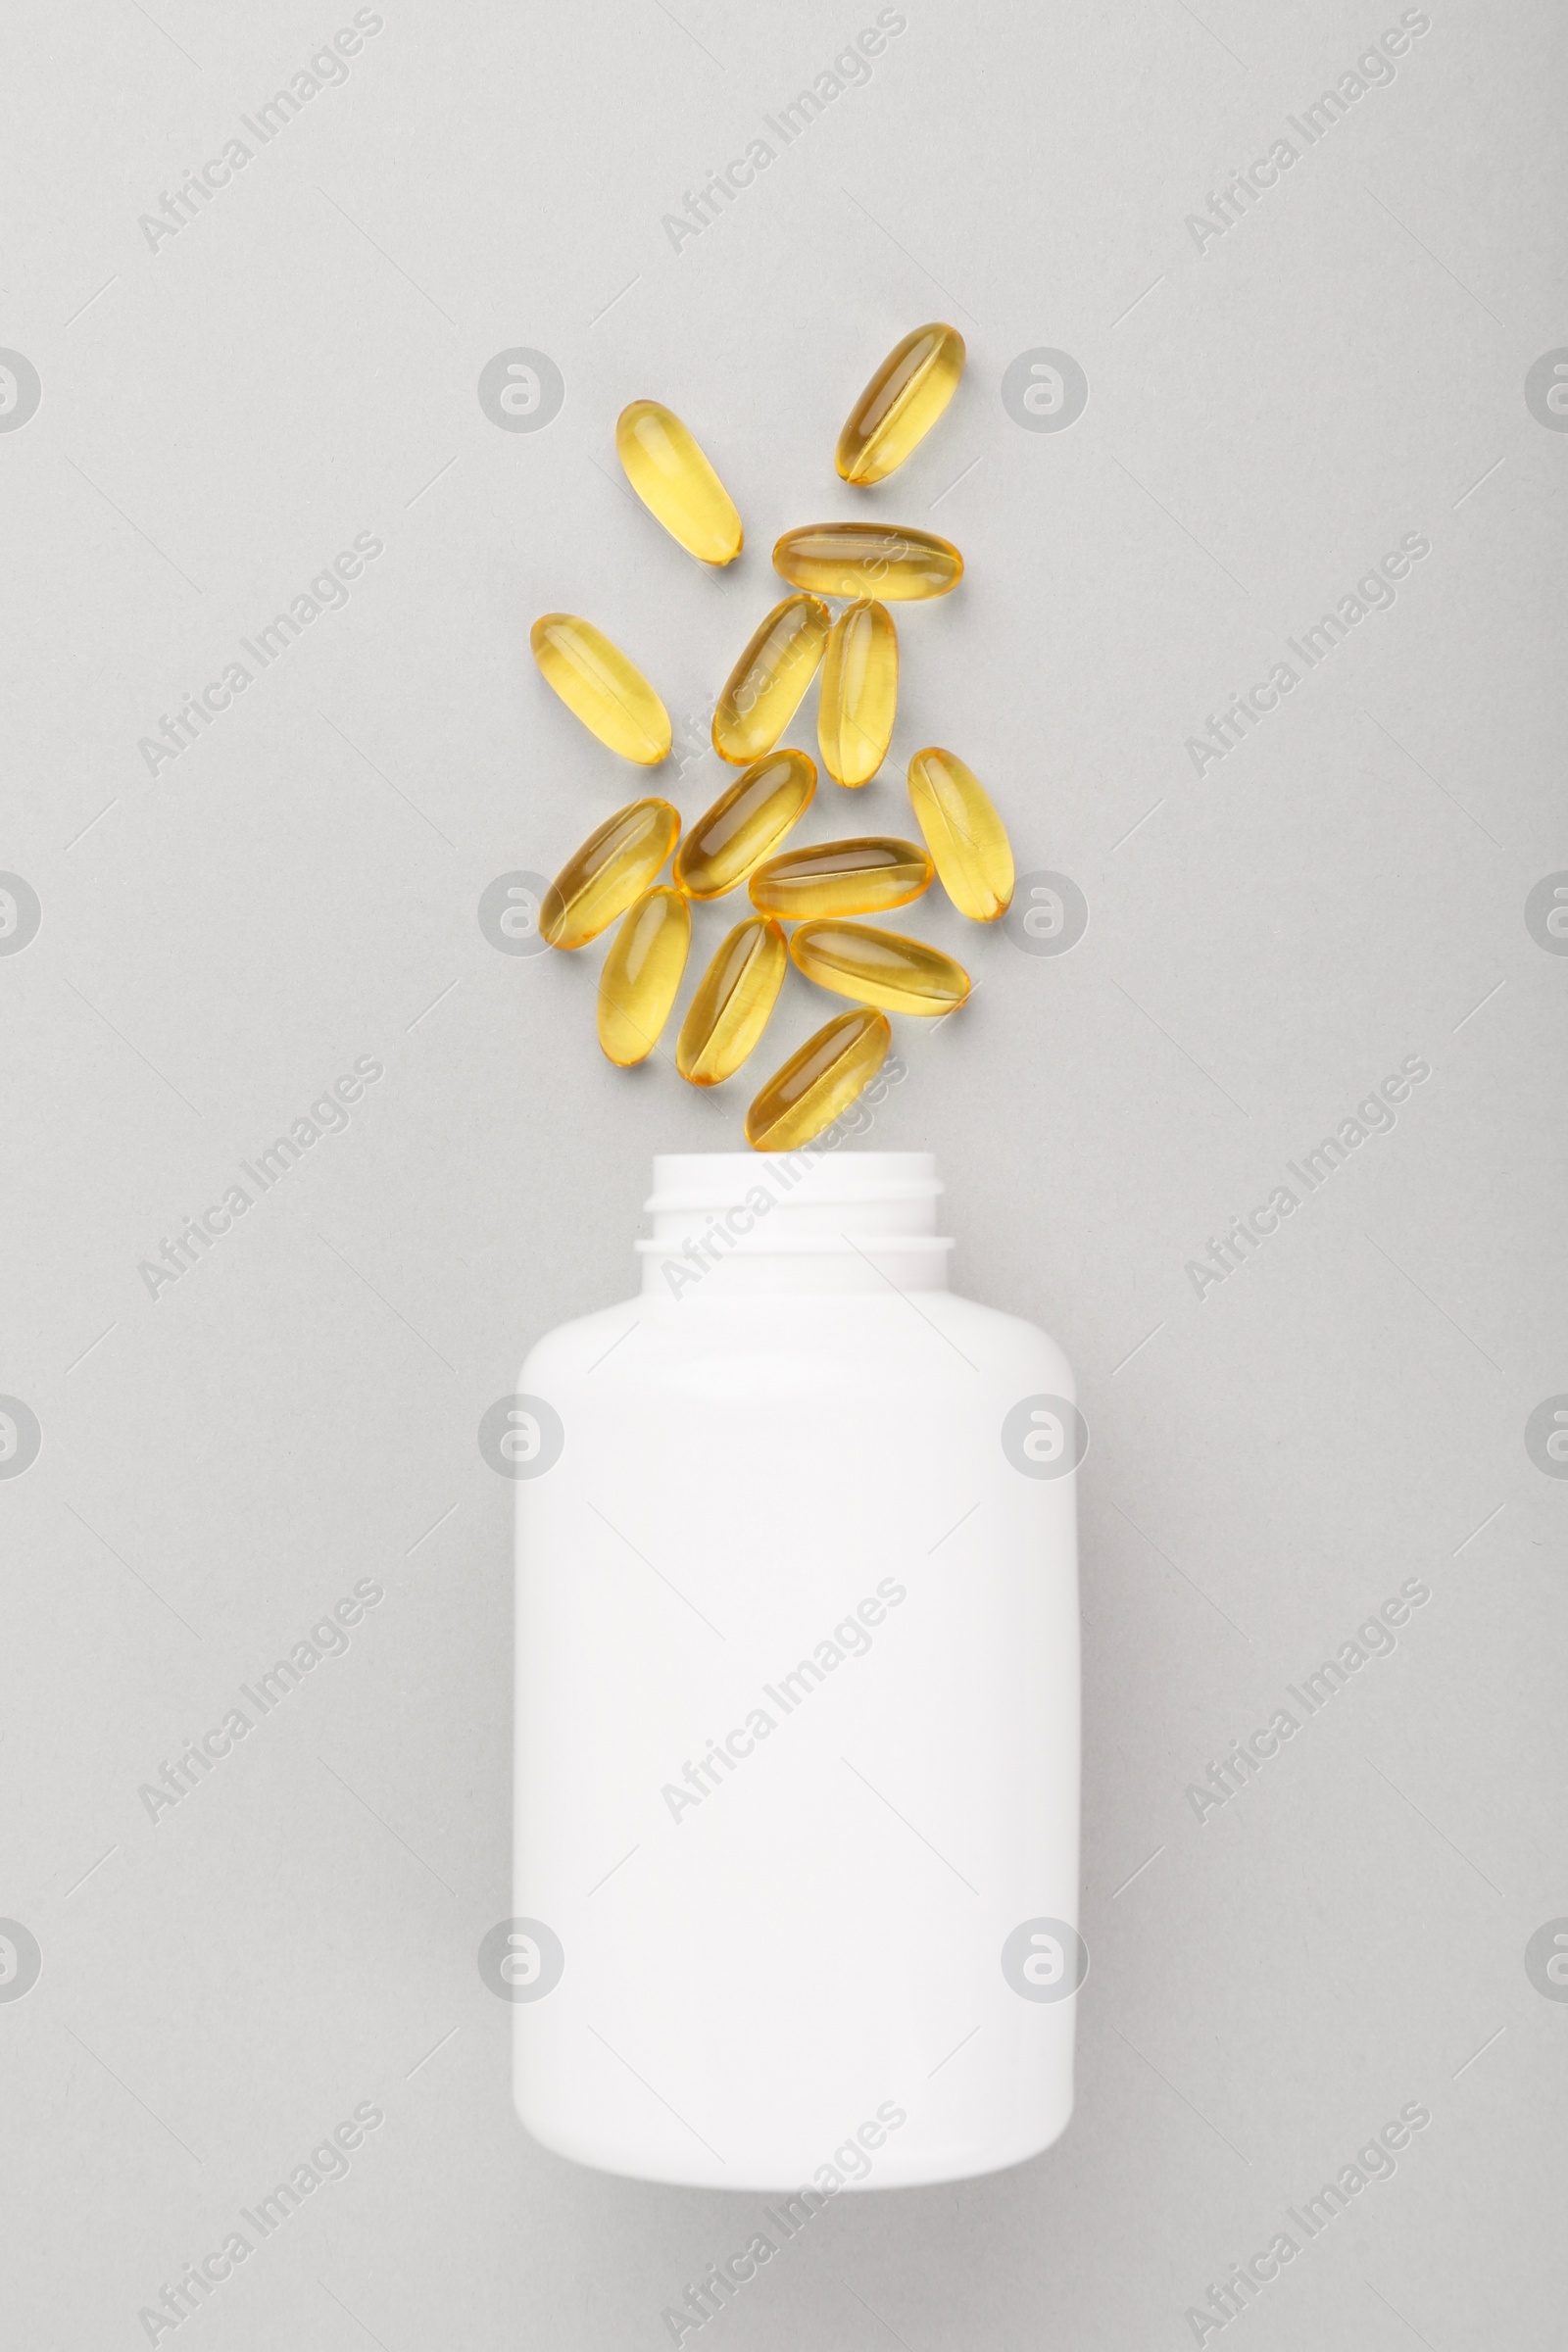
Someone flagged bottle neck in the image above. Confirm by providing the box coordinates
[638,1149,952,1299]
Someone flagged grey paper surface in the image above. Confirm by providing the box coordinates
[2,1,1565,2344]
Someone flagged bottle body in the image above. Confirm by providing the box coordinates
[513,1152,1080,2190]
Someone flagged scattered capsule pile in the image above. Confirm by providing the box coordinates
[530,322,1016,1152]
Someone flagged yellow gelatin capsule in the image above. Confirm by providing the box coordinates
[597,887,691,1066]
[790,920,970,1017]
[530,613,671,764]
[676,916,788,1086]
[772,522,962,603]
[675,750,816,900]
[712,595,831,765]
[749,836,932,920]
[817,600,898,787]
[615,401,743,566]
[906,746,1015,921]
[835,322,966,486]
[541,799,680,950]
[746,1008,892,1152]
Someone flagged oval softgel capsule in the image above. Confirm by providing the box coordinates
[773,522,962,603]
[675,752,816,900]
[835,323,966,486]
[615,401,743,565]
[749,836,932,920]
[818,601,898,788]
[530,614,672,763]
[676,916,788,1086]
[745,1009,893,1151]
[598,887,691,1064]
[541,800,681,950]
[790,920,969,1017]
[712,595,831,764]
[906,747,1015,921]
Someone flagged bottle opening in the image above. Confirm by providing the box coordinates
[646,1150,942,1215]
[639,1151,952,1294]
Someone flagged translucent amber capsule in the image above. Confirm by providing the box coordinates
[615,401,743,566]
[772,522,962,603]
[676,916,787,1086]
[674,751,816,899]
[598,887,691,1065]
[817,600,898,787]
[749,836,932,920]
[746,1009,892,1152]
[791,920,970,1017]
[712,596,831,765]
[835,323,966,486]
[541,799,680,950]
[906,747,1015,921]
[530,613,671,764]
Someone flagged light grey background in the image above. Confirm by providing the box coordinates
[2,0,1565,2343]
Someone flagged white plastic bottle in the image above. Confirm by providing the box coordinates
[512,1148,1082,2190]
